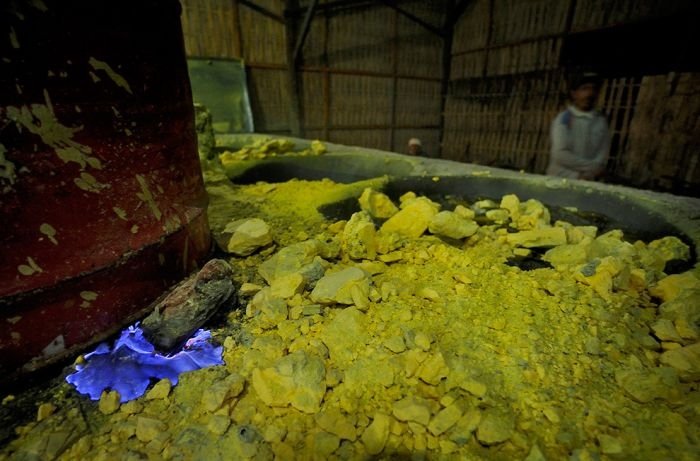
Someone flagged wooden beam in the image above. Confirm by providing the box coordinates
[376,0,444,37]
[237,62,443,82]
[451,0,475,27]
[238,0,284,23]
[306,124,441,130]
[293,0,319,64]
[287,0,372,18]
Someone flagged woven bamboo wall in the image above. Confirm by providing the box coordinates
[180,0,242,58]
[181,0,290,133]
[301,0,445,154]
[445,0,698,194]
[181,0,445,155]
[180,0,697,193]
[622,73,699,194]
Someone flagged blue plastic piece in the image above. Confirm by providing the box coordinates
[66,324,224,402]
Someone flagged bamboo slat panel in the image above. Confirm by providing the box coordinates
[485,38,561,75]
[396,16,442,78]
[398,0,446,27]
[301,72,326,128]
[300,12,328,67]
[571,0,688,32]
[491,0,569,45]
[452,0,490,54]
[329,129,392,151]
[239,4,287,64]
[181,0,241,58]
[329,74,393,126]
[304,129,325,141]
[450,53,487,80]
[394,79,442,126]
[247,68,291,132]
[442,70,567,172]
[598,77,640,178]
[620,72,700,191]
[327,6,394,73]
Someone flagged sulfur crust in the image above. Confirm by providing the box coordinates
[3,174,699,461]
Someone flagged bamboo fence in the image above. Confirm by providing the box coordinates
[444,0,697,194]
[180,0,697,193]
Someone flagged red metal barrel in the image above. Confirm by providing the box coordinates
[0,0,211,378]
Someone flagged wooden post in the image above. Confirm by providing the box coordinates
[285,0,303,137]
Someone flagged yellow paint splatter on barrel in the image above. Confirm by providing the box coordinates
[135,174,162,221]
[39,223,58,245]
[17,257,42,276]
[88,57,133,94]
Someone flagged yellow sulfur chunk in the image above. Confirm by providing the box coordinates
[207,415,231,435]
[392,396,431,426]
[429,211,478,239]
[361,412,391,455]
[659,343,700,382]
[135,416,166,443]
[310,140,326,155]
[251,351,326,413]
[315,409,357,441]
[574,256,624,300]
[358,188,399,219]
[506,227,567,248]
[428,404,462,436]
[476,411,514,446]
[649,272,700,302]
[36,403,56,422]
[416,352,450,385]
[309,431,340,459]
[145,378,171,400]
[648,236,690,263]
[380,197,439,239]
[98,390,120,415]
[341,211,377,260]
[270,273,306,299]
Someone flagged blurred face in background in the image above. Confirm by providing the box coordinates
[571,82,599,111]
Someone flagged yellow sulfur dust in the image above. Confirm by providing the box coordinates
[2,176,699,461]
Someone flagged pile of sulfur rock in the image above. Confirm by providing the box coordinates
[2,174,699,461]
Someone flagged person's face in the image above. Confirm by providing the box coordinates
[408,144,420,155]
[571,83,599,111]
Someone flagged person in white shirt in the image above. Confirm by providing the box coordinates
[547,72,610,180]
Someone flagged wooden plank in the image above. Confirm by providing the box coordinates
[306,124,441,130]
[293,0,319,62]
[239,0,284,23]
[376,0,445,37]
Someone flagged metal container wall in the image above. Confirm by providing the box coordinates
[0,0,211,377]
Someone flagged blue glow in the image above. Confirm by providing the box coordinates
[66,324,224,402]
